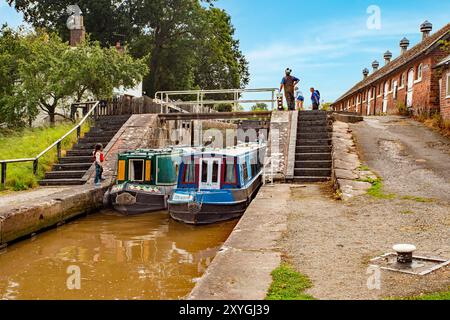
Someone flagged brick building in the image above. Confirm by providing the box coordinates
[435,55,450,120]
[332,21,450,119]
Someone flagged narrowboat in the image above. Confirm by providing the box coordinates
[105,148,187,215]
[168,142,266,225]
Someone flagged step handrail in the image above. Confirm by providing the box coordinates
[0,101,100,188]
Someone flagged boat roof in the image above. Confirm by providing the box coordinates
[119,146,192,157]
[182,142,266,157]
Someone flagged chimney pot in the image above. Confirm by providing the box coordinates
[400,37,410,55]
[420,20,433,40]
[372,60,380,71]
[384,50,393,64]
[363,68,369,79]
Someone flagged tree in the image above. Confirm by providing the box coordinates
[251,103,269,111]
[8,0,249,98]
[7,0,142,46]
[0,27,148,126]
[0,26,38,128]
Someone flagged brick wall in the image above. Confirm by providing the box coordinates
[337,46,448,116]
[440,65,450,120]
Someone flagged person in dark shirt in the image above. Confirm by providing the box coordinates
[310,87,321,110]
[280,68,300,111]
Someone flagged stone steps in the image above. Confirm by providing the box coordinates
[39,178,85,186]
[295,153,332,161]
[297,126,332,133]
[44,170,86,179]
[66,149,95,157]
[297,139,332,146]
[294,168,331,177]
[59,156,93,164]
[39,115,130,186]
[293,176,330,183]
[295,160,332,169]
[294,111,332,183]
[53,163,93,171]
[296,146,332,153]
[297,132,331,139]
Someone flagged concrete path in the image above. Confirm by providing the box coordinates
[282,117,449,300]
[353,116,450,201]
[189,184,291,300]
[0,188,70,209]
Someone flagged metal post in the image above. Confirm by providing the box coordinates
[200,92,204,113]
[1,162,6,189]
[191,120,195,147]
[33,159,39,175]
[271,90,275,111]
[77,126,81,142]
[57,141,62,159]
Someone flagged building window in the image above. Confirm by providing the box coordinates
[446,73,450,98]
[399,73,405,88]
[415,64,423,81]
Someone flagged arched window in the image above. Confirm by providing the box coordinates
[399,73,405,87]
[416,64,423,81]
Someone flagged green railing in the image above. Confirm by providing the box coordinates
[0,101,100,188]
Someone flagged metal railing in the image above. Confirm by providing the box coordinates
[155,88,280,113]
[0,101,100,188]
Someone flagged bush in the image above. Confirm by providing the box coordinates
[396,102,409,116]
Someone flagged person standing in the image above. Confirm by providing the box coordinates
[93,143,104,187]
[295,86,304,110]
[310,87,321,111]
[280,68,300,111]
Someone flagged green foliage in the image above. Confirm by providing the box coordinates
[0,122,90,191]
[320,102,332,111]
[363,178,396,199]
[251,103,269,111]
[397,101,409,116]
[0,26,148,126]
[8,0,249,98]
[394,288,450,300]
[266,264,315,300]
[214,103,233,112]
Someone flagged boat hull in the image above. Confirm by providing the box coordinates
[168,176,261,225]
[109,184,174,215]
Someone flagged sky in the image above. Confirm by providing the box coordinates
[1,0,450,107]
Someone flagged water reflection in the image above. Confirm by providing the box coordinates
[0,210,236,300]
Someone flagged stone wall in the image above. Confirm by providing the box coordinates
[264,111,293,181]
[332,121,376,201]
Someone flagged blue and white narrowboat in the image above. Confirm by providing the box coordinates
[168,142,266,225]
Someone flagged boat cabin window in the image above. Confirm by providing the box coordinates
[242,160,248,182]
[183,163,196,184]
[129,159,144,181]
[224,163,236,184]
[212,160,219,183]
[201,160,208,183]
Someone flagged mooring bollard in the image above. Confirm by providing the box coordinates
[393,244,417,264]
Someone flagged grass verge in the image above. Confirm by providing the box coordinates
[395,288,450,300]
[266,263,315,300]
[0,122,90,191]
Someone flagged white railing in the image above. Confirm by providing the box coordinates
[155,88,280,113]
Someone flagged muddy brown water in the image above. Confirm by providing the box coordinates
[0,210,237,300]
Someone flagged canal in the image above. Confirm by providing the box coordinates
[0,210,237,300]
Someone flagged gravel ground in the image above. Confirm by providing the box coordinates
[281,116,449,300]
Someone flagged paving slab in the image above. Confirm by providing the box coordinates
[188,184,292,300]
